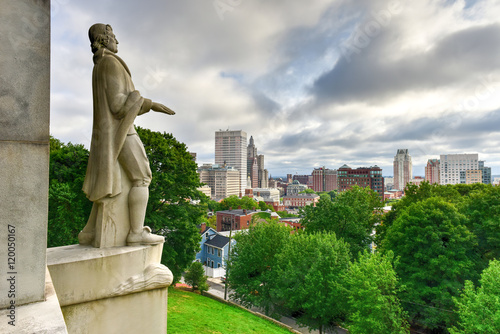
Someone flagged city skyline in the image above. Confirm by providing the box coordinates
[50,1,500,177]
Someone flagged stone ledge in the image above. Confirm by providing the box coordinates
[47,243,169,307]
[0,268,68,334]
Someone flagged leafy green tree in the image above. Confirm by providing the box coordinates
[299,188,316,194]
[345,250,409,334]
[377,182,467,246]
[380,197,477,332]
[258,201,274,211]
[271,232,351,334]
[184,261,209,293]
[450,259,500,334]
[461,186,500,274]
[219,195,259,211]
[227,222,292,315]
[137,127,205,283]
[301,186,383,258]
[48,137,91,247]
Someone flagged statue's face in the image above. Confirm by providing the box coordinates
[104,26,118,53]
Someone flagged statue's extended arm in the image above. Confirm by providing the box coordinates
[151,102,175,115]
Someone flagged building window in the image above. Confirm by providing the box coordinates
[218,249,221,257]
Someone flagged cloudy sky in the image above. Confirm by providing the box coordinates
[50,0,500,177]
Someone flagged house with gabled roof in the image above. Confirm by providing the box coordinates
[195,226,235,278]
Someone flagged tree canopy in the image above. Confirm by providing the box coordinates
[136,126,205,282]
[450,259,500,334]
[48,137,91,247]
[345,250,409,334]
[379,197,477,332]
[301,186,383,258]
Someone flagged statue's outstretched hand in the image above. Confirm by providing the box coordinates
[152,102,175,115]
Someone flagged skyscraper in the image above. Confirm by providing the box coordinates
[215,130,247,195]
[425,159,440,184]
[247,136,258,188]
[393,149,412,191]
[439,153,478,185]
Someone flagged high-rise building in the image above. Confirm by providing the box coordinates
[198,164,240,199]
[479,161,492,184]
[425,159,440,185]
[312,167,337,192]
[393,149,412,191]
[215,130,247,195]
[440,153,479,185]
[257,154,268,188]
[337,164,384,198]
[247,136,258,187]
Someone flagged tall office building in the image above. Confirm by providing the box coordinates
[479,161,492,185]
[440,153,479,185]
[257,154,268,188]
[215,130,247,195]
[425,159,440,184]
[247,136,259,188]
[198,164,240,199]
[312,167,337,192]
[393,149,412,191]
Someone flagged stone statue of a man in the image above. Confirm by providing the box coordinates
[79,23,174,246]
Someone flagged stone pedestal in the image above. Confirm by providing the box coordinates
[47,244,172,334]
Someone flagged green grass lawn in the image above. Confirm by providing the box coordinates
[167,287,293,334]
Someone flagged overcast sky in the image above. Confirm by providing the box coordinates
[50,0,500,177]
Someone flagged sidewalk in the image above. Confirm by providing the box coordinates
[204,278,347,334]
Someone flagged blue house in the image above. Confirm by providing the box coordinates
[196,227,234,277]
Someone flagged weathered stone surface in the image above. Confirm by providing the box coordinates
[0,0,50,143]
[62,287,168,334]
[47,243,169,306]
[0,0,50,312]
[47,244,171,334]
[0,142,49,309]
[0,269,68,333]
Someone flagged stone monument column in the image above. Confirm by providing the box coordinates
[0,0,67,333]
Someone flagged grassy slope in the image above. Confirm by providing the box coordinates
[168,287,292,334]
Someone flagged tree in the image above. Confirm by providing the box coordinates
[345,250,409,334]
[449,259,500,334]
[136,127,205,283]
[380,197,477,332]
[271,232,351,334]
[301,186,383,258]
[227,221,292,315]
[48,137,91,247]
[461,185,500,274]
[184,261,209,294]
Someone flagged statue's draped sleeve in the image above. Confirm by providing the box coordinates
[83,49,152,202]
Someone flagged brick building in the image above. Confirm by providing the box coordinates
[337,164,384,198]
[216,209,259,232]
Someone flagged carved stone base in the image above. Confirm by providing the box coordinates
[79,164,132,248]
[47,244,172,334]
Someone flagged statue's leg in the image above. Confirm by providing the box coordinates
[78,202,98,245]
[128,184,149,235]
[119,134,164,246]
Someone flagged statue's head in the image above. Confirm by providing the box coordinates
[88,23,118,54]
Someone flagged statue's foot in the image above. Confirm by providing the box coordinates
[78,230,94,245]
[127,226,164,246]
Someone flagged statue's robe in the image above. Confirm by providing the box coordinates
[83,48,152,202]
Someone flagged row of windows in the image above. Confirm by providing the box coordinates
[206,245,222,257]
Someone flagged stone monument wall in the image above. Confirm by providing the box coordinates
[0,0,50,309]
